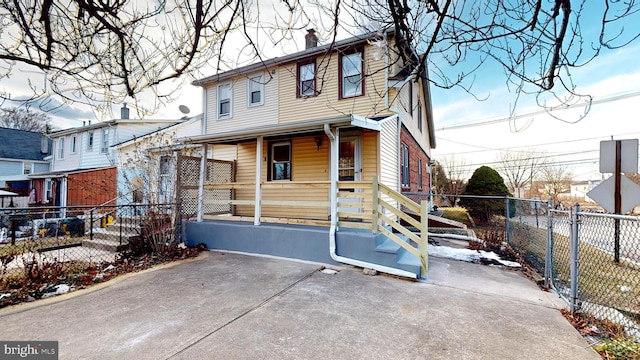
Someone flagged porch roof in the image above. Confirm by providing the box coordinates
[179,114,396,145]
[27,166,115,179]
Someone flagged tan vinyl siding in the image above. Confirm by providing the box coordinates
[278,45,392,123]
[261,135,330,220]
[234,136,330,219]
[204,71,279,135]
[210,145,238,162]
[361,130,378,182]
[234,141,257,216]
[358,130,379,216]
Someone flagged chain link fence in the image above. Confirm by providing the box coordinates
[0,204,177,280]
[507,198,550,276]
[506,200,640,338]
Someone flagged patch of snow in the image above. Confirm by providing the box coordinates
[428,245,521,268]
[321,268,338,275]
[0,293,11,300]
[41,284,74,299]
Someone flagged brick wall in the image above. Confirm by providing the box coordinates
[400,126,430,194]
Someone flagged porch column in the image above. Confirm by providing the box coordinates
[330,128,339,225]
[254,136,263,225]
[197,144,208,222]
[60,176,68,218]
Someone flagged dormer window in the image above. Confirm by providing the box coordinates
[339,49,364,98]
[297,61,316,97]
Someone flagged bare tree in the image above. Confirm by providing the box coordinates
[347,0,640,109]
[497,148,546,198]
[439,155,468,205]
[0,107,51,133]
[1,1,638,116]
[539,164,572,206]
[0,0,314,115]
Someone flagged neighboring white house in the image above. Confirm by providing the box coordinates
[570,180,601,203]
[29,105,203,207]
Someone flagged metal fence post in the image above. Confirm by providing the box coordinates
[569,202,580,314]
[505,197,511,244]
[544,198,553,289]
[90,209,94,241]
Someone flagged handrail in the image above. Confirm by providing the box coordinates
[82,190,135,216]
[372,176,428,278]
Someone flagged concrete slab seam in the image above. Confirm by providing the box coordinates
[164,266,322,360]
[426,281,567,310]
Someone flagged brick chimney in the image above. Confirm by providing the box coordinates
[121,103,130,119]
[305,29,318,49]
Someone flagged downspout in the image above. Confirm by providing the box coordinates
[324,124,417,279]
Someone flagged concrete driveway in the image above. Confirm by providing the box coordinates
[0,251,600,359]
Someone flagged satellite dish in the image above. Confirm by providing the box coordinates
[178,105,191,115]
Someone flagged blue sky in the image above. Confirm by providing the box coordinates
[430,39,640,181]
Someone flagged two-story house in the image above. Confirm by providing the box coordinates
[29,105,201,208]
[181,28,436,278]
[0,127,51,206]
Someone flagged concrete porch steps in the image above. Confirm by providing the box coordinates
[82,219,141,252]
[336,228,421,277]
[374,233,421,275]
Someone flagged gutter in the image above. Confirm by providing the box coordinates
[324,124,417,279]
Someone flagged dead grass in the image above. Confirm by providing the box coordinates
[440,207,474,226]
[510,222,639,313]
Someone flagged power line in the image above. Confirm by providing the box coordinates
[435,131,640,156]
[436,89,640,131]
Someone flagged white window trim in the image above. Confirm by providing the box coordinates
[101,128,110,153]
[401,143,410,187]
[58,138,65,159]
[23,162,32,175]
[70,135,77,154]
[247,74,264,107]
[341,51,363,98]
[417,157,423,190]
[87,131,94,151]
[299,63,315,97]
[217,83,233,119]
[270,141,292,182]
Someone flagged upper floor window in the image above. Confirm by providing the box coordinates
[417,157,423,190]
[58,138,65,159]
[401,143,409,188]
[101,128,110,153]
[340,50,364,98]
[70,135,77,153]
[247,74,264,107]
[217,83,232,119]
[269,141,291,181]
[297,61,316,97]
[408,82,413,114]
[23,162,32,175]
[87,131,94,151]
[417,99,423,132]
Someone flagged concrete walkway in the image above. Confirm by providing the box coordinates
[0,251,600,359]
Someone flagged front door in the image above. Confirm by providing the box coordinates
[338,135,362,216]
